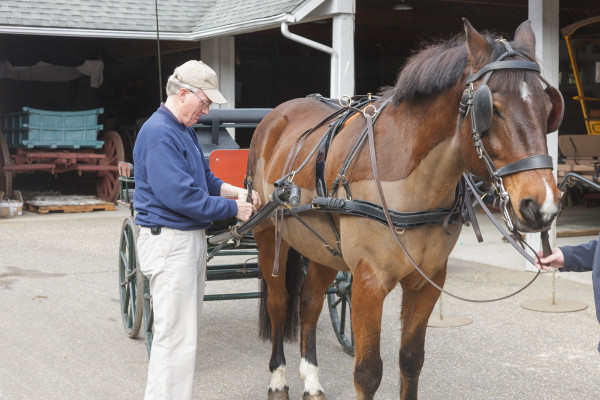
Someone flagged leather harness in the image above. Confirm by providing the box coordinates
[242,41,557,298]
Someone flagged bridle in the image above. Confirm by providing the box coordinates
[458,39,564,232]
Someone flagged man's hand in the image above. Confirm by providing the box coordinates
[535,248,565,271]
[236,189,261,212]
[220,183,261,212]
[235,199,254,222]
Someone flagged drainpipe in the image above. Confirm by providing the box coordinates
[281,21,338,98]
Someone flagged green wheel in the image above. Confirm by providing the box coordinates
[139,270,153,358]
[327,271,354,356]
[118,217,142,338]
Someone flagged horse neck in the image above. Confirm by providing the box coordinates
[375,88,466,209]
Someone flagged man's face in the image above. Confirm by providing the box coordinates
[179,88,212,127]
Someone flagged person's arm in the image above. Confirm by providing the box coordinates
[536,240,597,272]
[561,240,597,272]
[145,140,237,221]
[220,182,261,209]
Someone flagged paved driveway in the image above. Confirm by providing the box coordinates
[0,207,598,399]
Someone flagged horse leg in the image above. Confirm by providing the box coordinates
[299,261,338,400]
[351,259,389,400]
[255,227,303,400]
[399,265,446,400]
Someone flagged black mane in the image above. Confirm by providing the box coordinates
[383,31,539,105]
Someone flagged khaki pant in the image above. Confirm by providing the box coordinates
[137,227,207,400]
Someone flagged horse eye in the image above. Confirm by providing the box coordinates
[493,105,502,119]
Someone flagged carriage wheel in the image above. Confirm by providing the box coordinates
[118,217,142,338]
[0,130,13,198]
[327,271,355,356]
[97,130,125,202]
[139,270,154,358]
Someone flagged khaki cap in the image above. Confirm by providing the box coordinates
[173,60,227,104]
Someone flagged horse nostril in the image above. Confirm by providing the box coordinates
[519,198,539,222]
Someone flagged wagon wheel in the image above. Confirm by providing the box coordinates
[97,130,125,202]
[0,130,13,198]
[139,270,154,358]
[118,217,142,338]
[327,271,355,356]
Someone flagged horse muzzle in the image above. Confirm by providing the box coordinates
[510,196,559,233]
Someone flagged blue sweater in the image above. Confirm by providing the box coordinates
[133,106,237,230]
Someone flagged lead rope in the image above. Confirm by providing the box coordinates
[364,110,549,303]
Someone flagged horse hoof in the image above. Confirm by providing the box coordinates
[267,387,290,400]
[302,393,327,400]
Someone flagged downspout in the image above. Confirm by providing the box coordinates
[281,21,338,97]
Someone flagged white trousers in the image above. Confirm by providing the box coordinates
[137,227,207,400]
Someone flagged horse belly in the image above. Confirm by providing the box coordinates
[339,217,460,291]
[281,214,349,270]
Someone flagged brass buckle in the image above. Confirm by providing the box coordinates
[363,104,378,118]
[339,95,352,108]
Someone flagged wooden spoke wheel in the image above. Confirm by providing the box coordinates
[327,271,355,356]
[0,130,13,198]
[139,270,154,358]
[97,130,125,202]
[118,217,142,338]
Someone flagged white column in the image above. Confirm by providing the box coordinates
[332,12,355,98]
[200,36,235,110]
[526,0,560,271]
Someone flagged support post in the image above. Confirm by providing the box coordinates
[332,11,355,98]
[526,0,559,272]
[200,36,236,110]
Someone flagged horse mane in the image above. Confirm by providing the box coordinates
[382,31,539,105]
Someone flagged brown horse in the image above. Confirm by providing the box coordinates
[248,19,562,400]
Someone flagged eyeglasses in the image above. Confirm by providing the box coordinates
[187,89,211,111]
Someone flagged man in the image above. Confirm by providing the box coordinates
[536,234,600,352]
[133,60,260,399]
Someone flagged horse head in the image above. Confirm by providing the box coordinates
[459,19,563,233]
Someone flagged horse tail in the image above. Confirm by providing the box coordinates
[258,247,304,342]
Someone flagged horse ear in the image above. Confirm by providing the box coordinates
[463,18,491,72]
[514,20,536,56]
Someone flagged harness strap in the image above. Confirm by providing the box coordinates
[306,196,461,229]
[494,154,553,177]
[466,60,539,83]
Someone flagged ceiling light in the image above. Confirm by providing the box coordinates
[393,2,413,11]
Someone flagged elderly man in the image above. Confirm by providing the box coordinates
[133,60,260,399]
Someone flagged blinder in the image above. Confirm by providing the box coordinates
[545,85,564,133]
[473,83,493,133]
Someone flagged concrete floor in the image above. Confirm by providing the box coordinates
[0,203,598,399]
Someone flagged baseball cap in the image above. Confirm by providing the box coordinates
[173,60,227,104]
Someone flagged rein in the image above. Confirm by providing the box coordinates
[363,109,544,303]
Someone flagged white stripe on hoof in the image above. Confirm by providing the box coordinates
[299,358,324,395]
[269,365,287,392]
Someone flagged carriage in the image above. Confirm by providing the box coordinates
[0,107,125,202]
[117,108,355,357]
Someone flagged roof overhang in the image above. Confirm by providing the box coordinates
[0,0,337,40]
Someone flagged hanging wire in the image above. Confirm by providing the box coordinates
[155,0,164,101]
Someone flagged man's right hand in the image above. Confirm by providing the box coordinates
[235,199,254,222]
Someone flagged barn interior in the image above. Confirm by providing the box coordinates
[0,0,599,201]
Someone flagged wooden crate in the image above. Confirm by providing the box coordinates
[23,193,115,214]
